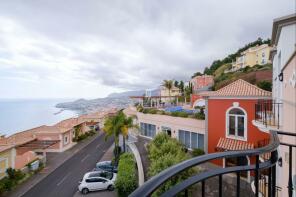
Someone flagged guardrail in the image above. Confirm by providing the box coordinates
[255,100,282,129]
[130,130,280,197]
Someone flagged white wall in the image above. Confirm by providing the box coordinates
[272,24,296,102]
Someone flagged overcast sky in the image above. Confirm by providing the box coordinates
[0,0,294,99]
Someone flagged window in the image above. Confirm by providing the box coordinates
[262,52,265,57]
[178,130,204,150]
[0,158,8,174]
[226,107,247,140]
[140,123,156,138]
[64,135,68,144]
[85,178,105,183]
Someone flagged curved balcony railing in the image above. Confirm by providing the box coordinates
[130,130,280,197]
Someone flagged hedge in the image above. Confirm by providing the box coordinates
[115,153,138,197]
[0,168,25,194]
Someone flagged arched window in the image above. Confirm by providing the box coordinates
[226,107,247,140]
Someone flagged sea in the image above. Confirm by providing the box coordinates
[0,99,79,136]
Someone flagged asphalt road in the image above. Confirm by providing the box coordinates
[22,134,114,197]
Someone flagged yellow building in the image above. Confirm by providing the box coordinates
[232,44,272,71]
[160,85,181,96]
[0,146,16,179]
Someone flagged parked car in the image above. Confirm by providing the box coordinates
[78,171,116,194]
[94,161,118,173]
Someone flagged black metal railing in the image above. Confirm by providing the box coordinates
[130,130,281,197]
[277,131,296,197]
[255,100,282,129]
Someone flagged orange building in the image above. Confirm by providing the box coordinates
[190,75,214,93]
[202,79,271,180]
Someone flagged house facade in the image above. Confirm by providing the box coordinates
[0,146,15,179]
[136,110,206,151]
[261,13,296,196]
[190,75,214,93]
[203,79,272,180]
[232,44,272,71]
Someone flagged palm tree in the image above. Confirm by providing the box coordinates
[163,80,173,103]
[103,110,134,163]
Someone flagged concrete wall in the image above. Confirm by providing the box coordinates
[272,24,296,102]
[15,151,38,170]
[278,53,296,195]
[136,112,205,143]
[0,148,15,179]
[207,98,270,166]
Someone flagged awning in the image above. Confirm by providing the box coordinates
[216,138,254,152]
[18,139,60,150]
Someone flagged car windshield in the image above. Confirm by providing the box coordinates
[88,171,113,180]
[97,161,111,167]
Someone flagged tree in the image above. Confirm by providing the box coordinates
[179,81,184,95]
[257,81,272,92]
[163,80,173,101]
[191,72,202,78]
[104,111,134,163]
[147,133,196,196]
[174,80,179,88]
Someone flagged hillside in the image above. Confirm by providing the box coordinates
[213,64,272,91]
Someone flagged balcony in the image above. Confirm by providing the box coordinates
[253,100,283,132]
[130,130,295,197]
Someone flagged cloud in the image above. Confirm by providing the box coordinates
[0,0,294,98]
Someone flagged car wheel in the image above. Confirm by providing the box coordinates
[81,188,89,194]
[107,185,114,191]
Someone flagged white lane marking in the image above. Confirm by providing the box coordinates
[57,173,71,186]
[81,154,90,162]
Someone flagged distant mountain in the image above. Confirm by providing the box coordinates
[56,89,160,113]
[107,89,159,98]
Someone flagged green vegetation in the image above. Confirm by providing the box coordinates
[147,133,196,196]
[213,63,272,90]
[104,111,134,164]
[202,38,271,76]
[192,148,205,157]
[257,80,272,91]
[162,80,174,99]
[136,107,205,120]
[73,130,96,142]
[115,153,138,197]
[0,168,25,194]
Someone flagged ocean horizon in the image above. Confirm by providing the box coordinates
[0,98,79,136]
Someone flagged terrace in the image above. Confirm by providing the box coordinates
[253,99,283,132]
[130,130,294,197]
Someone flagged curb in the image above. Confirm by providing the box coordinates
[9,132,103,197]
[127,142,145,186]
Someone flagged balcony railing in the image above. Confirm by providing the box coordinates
[255,100,282,129]
[130,130,296,197]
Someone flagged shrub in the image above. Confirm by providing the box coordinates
[6,168,24,181]
[257,80,272,91]
[147,133,196,196]
[3,178,13,191]
[193,112,205,120]
[192,148,205,157]
[171,111,188,118]
[115,153,137,197]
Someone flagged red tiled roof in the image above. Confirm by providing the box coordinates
[201,79,272,97]
[216,137,254,151]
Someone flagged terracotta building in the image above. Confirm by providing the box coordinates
[202,79,271,181]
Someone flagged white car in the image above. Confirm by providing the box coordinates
[78,171,117,194]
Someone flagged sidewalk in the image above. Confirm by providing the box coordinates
[6,132,103,197]
[73,144,116,197]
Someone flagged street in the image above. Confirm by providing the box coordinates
[22,134,114,197]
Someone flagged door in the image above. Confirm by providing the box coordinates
[85,178,105,191]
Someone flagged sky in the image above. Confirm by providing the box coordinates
[0,0,294,99]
